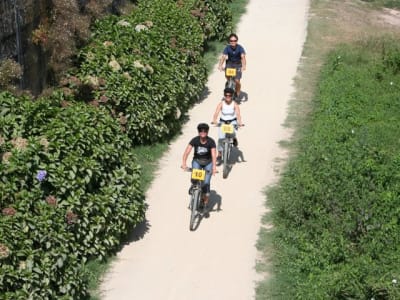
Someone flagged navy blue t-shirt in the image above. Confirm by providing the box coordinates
[190,136,216,163]
[223,44,246,64]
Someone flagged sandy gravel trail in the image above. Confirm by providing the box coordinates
[100,0,309,299]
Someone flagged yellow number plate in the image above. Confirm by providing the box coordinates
[191,169,206,180]
[221,124,234,134]
[225,68,236,77]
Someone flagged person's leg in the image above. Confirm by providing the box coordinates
[191,159,201,170]
[201,162,213,206]
[217,126,224,164]
[235,79,241,98]
[235,67,243,98]
[232,120,238,147]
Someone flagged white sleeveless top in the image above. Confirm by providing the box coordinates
[221,100,236,121]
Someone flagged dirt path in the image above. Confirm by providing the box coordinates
[100,0,309,299]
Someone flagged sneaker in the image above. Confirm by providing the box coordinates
[233,138,238,147]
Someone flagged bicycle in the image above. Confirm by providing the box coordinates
[186,167,209,231]
[225,67,236,93]
[214,121,243,179]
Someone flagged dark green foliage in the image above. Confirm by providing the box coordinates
[0,0,234,297]
[69,0,232,144]
[0,91,144,298]
[72,0,206,144]
[264,38,400,299]
[178,0,233,41]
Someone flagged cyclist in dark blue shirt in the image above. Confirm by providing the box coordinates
[218,33,247,100]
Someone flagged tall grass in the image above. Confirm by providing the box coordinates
[362,0,400,9]
[258,36,400,299]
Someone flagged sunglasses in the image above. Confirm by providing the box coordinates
[229,39,237,42]
[224,94,233,97]
[198,129,208,133]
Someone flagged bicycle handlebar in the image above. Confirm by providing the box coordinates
[183,167,217,174]
[211,122,245,128]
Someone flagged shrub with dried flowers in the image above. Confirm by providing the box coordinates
[0,59,22,90]
[2,207,16,216]
[0,91,144,298]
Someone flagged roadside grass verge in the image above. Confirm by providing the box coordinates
[86,1,249,299]
[257,0,400,299]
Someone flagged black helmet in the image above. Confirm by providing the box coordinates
[224,87,234,95]
[197,123,209,132]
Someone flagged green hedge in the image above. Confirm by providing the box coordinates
[0,0,234,297]
[178,0,233,41]
[265,38,400,299]
[71,0,205,144]
[0,91,144,298]
[66,0,232,144]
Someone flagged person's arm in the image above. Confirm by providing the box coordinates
[241,53,246,71]
[212,102,223,124]
[218,53,228,71]
[211,147,217,175]
[181,144,193,169]
[234,103,243,126]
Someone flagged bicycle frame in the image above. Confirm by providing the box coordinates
[217,122,237,179]
[186,168,208,231]
[225,67,236,91]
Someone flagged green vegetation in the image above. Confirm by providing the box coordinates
[0,0,236,298]
[362,0,400,9]
[257,37,400,300]
[256,0,400,298]
[0,59,22,91]
[61,0,233,145]
[0,92,144,298]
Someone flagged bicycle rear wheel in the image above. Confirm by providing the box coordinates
[189,189,200,230]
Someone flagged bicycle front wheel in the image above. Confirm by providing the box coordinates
[225,78,235,90]
[222,141,229,179]
[189,189,200,230]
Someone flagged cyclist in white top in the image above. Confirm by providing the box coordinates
[212,87,243,164]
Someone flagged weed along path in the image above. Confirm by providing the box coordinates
[100,0,309,299]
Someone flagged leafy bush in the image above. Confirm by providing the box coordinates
[177,0,233,41]
[0,59,23,91]
[265,38,400,299]
[0,91,145,298]
[68,0,207,144]
[0,0,236,297]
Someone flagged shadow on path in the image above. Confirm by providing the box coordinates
[234,90,249,104]
[222,146,246,179]
[121,218,150,247]
[190,189,222,231]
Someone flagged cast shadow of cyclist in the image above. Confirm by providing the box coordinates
[223,146,246,179]
[191,190,222,231]
[234,91,249,104]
